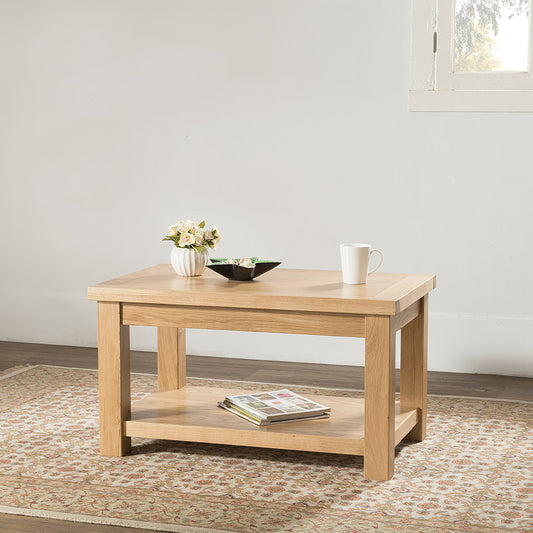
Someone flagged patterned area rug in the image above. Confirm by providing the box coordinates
[0,365,532,533]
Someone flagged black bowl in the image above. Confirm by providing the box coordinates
[207,259,281,281]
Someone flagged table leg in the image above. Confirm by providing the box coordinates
[400,294,428,441]
[364,315,396,481]
[157,327,186,391]
[97,301,131,456]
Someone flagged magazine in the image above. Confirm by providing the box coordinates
[217,402,330,426]
[219,389,330,424]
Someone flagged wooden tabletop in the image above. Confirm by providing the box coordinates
[88,265,436,315]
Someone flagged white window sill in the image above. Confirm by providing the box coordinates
[409,90,533,112]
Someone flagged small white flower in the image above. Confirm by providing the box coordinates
[190,223,201,235]
[204,230,214,241]
[179,233,195,247]
[166,226,178,238]
[177,220,192,233]
[195,232,204,245]
[238,258,254,268]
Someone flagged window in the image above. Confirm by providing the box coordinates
[410,0,533,111]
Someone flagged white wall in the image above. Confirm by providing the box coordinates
[1,0,532,377]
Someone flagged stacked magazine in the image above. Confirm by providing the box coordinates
[217,389,330,426]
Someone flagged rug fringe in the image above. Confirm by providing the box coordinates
[0,505,235,533]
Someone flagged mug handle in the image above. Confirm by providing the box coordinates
[368,249,384,275]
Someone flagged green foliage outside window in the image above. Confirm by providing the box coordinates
[454,0,529,72]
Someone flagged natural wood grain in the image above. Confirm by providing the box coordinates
[157,327,186,391]
[123,304,366,337]
[375,274,436,313]
[394,407,419,444]
[97,302,131,456]
[124,386,417,456]
[364,315,396,481]
[391,299,421,332]
[88,265,436,316]
[400,294,428,441]
[91,267,436,479]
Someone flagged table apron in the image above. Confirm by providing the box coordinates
[122,303,367,337]
[121,299,422,337]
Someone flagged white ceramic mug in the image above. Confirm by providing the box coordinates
[340,243,384,284]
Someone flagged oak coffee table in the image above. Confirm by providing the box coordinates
[88,265,436,480]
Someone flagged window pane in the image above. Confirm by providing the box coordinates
[454,0,530,72]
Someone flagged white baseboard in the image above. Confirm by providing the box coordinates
[0,291,531,377]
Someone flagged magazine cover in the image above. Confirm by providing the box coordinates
[217,402,330,426]
[224,389,330,421]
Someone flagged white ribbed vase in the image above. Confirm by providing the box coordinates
[170,247,209,277]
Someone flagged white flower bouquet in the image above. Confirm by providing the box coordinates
[163,219,221,253]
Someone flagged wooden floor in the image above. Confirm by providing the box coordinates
[0,340,532,532]
[1,341,532,401]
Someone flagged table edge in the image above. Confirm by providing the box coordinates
[88,273,436,316]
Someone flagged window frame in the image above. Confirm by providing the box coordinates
[410,0,533,112]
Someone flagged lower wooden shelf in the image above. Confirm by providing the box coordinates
[124,386,418,456]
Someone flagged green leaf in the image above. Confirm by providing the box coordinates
[199,220,206,229]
